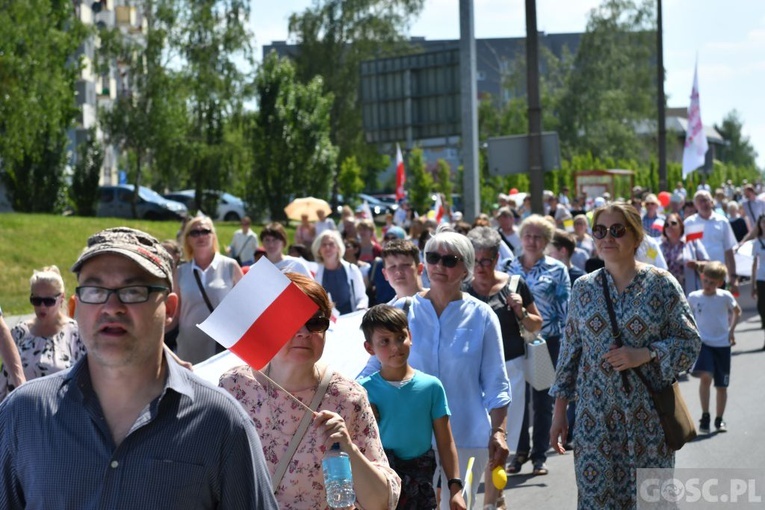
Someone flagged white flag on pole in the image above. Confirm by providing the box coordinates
[682,61,709,178]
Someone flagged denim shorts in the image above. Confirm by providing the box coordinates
[691,343,731,387]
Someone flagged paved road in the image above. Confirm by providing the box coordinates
[6,284,764,509]
[473,281,765,508]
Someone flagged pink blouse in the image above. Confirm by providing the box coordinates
[219,366,401,509]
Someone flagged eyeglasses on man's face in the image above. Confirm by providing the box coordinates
[75,285,169,304]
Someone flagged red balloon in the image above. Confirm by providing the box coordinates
[509,188,519,195]
[657,191,671,208]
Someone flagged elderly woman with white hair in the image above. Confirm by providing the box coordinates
[312,229,368,314]
[0,266,85,401]
[359,227,511,509]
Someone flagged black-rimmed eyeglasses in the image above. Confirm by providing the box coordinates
[75,285,169,304]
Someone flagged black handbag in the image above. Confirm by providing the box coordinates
[600,271,696,451]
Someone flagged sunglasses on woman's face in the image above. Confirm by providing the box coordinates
[304,316,330,333]
[188,228,212,238]
[425,252,463,268]
[592,223,628,240]
[667,221,680,226]
[30,295,60,307]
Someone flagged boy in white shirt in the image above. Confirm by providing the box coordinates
[687,262,741,434]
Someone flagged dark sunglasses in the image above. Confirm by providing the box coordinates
[592,223,628,240]
[305,316,330,333]
[425,252,463,268]
[188,228,212,238]
[30,295,60,307]
[384,235,399,240]
[667,220,680,226]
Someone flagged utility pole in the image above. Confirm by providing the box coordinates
[459,0,479,223]
[526,0,544,214]
[657,0,667,191]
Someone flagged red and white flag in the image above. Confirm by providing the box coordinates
[682,61,709,179]
[395,144,406,201]
[651,218,665,231]
[685,223,704,241]
[433,193,445,223]
[197,258,318,370]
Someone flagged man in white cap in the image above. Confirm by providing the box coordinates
[0,227,278,509]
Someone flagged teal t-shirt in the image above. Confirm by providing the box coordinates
[359,370,450,460]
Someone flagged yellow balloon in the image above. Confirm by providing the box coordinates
[492,465,507,490]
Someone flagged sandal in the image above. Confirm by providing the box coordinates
[506,453,528,474]
[532,461,549,476]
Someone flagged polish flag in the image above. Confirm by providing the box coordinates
[197,258,318,370]
[395,144,406,201]
[685,223,704,241]
[651,218,665,231]
[433,193,445,223]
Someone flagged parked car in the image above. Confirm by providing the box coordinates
[163,190,247,222]
[336,193,399,218]
[97,185,188,221]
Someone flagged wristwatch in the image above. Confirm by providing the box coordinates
[448,478,464,490]
[517,307,529,321]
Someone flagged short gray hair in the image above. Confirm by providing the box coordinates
[519,214,555,244]
[312,230,345,263]
[466,226,501,258]
[424,228,475,282]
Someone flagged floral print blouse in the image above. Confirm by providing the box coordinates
[1,318,85,401]
[219,366,401,510]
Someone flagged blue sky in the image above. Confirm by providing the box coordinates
[250,0,765,169]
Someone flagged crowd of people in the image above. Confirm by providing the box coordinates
[0,178,760,509]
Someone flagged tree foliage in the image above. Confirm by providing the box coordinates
[715,110,758,170]
[288,0,425,189]
[337,156,365,202]
[434,159,454,210]
[248,52,337,221]
[70,129,105,216]
[406,148,434,216]
[0,0,87,211]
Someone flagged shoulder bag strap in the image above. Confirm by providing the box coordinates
[600,271,634,393]
[402,297,412,316]
[193,269,215,313]
[271,367,335,490]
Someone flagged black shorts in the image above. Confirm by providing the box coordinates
[691,344,731,387]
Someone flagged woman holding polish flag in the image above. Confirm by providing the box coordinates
[219,273,400,509]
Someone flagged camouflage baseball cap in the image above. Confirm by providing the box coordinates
[71,227,173,287]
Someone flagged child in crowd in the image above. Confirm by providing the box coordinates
[687,262,741,433]
[359,305,466,510]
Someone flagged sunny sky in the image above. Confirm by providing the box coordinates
[249,0,765,169]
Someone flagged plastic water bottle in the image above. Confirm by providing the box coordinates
[322,443,356,508]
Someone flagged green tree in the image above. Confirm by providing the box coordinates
[97,0,188,217]
[406,148,434,216]
[174,0,253,211]
[287,0,425,191]
[434,159,454,210]
[557,0,657,161]
[715,110,759,170]
[0,0,86,211]
[248,52,337,221]
[337,156,365,202]
[70,129,105,216]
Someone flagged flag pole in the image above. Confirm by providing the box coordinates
[253,365,317,414]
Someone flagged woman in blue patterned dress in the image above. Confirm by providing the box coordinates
[550,202,701,509]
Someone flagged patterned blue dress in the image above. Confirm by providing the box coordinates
[551,266,701,509]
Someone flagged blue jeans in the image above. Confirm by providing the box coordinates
[516,335,561,463]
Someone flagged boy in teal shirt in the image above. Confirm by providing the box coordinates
[359,305,466,510]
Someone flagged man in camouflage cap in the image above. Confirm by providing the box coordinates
[0,227,277,509]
